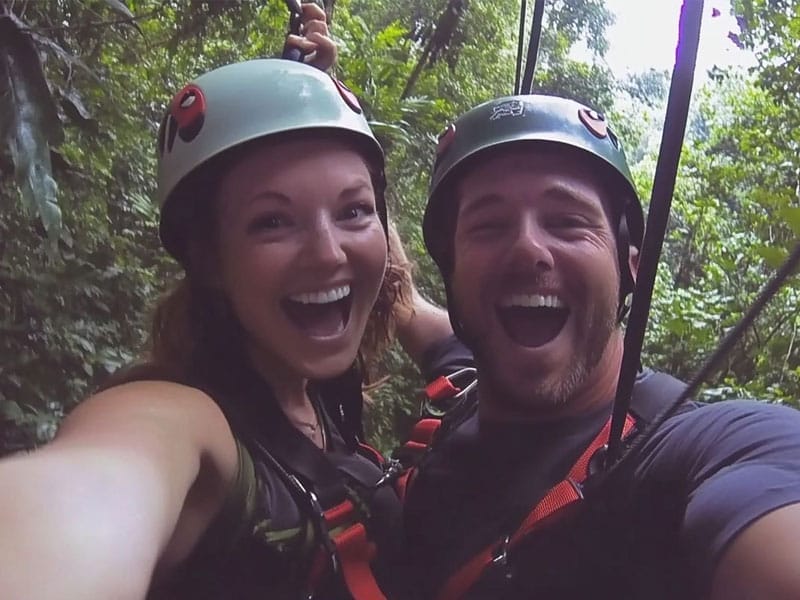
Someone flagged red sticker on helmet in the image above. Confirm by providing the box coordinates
[436,123,456,157]
[170,84,206,143]
[578,108,608,139]
[332,77,362,114]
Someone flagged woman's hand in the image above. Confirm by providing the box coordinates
[284,2,337,71]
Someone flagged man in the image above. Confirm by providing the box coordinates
[403,94,800,599]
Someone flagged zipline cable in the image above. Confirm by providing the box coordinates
[605,0,705,466]
[514,0,528,94]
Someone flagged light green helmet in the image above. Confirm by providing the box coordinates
[156,59,385,264]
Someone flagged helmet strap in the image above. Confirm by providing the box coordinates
[615,211,636,323]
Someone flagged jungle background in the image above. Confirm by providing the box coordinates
[1,0,798,455]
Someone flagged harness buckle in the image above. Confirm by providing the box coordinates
[374,458,403,488]
[491,534,511,567]
[567,477,585,500]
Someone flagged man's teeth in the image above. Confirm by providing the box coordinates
[499,294,565,309]
[289,285,351,305]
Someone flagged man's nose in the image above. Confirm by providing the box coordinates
[508,217,554,272]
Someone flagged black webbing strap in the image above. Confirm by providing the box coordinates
[520,0,545,94]
[514,0,528,94]
[606,0,705,466]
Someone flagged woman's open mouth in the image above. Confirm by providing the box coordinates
[496,293,570,348]
[283,284,353,338]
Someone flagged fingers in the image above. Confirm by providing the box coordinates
[299,2,326,23]
[283,2,337,71]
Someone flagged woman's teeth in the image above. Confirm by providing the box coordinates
[499,293,565,309]
[289,285,351,305]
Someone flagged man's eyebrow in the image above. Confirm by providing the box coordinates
[458,193,505,219]
[539,183,604,213]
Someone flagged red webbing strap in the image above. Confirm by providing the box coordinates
[306,500,386,599]
[436,414,637,600]
[397,418,443,455]
[333,523,384,599]
[358,442,385,465]
[395,468,414,501]
[426,375,461,401]
[411,418,443,444]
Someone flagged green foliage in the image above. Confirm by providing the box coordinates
[2,0,797,455]
[642,73,799,406]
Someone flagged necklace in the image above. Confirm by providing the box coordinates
[287,411,326,448]
[290,418,319,433]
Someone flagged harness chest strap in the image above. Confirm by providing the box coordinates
[435,413,637,600]
[252,435,389,600]
[306,498,385,600]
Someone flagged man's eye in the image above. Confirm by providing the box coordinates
[550,215,589,229]
[338,202,375,221]
[468,218,508,234]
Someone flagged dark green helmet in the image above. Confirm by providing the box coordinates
[423,94,643,279]
[156,59,385,264]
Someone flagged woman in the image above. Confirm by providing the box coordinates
[0,8,455,599]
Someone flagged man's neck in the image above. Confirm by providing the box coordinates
[478,332,625,424]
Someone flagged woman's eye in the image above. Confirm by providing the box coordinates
[248,213,288,233]
[338,202,375,221]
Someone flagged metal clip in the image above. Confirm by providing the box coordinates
[422,367,478,417]
[492,534,511,566]
[446,367,479,400]
[374,458,403,488]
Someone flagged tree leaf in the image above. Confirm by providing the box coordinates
[778,206,800,237]
[0,11,63,244]
[1,399,25,422]
[103,0,135,20]
[101,0,144,35]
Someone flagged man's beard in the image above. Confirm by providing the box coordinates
[468,293,619,415]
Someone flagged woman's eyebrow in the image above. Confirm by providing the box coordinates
[338,180,374,200]
[246,190,292,206]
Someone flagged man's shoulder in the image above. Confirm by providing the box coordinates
[637,398,800,475]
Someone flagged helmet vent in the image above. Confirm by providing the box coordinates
[578,108,608,139]
[608,127,620,150]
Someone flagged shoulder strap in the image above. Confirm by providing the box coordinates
[393,369,479,500]
[630,369,694,423]
[217,369,388,600]
[434,413,637,600]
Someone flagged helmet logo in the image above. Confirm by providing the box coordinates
[158,84,206,156]
[436,123,456,157]
[578,108,608,139]
[490,99,525,121]
[170,84,206,143]
[331,77,362,114]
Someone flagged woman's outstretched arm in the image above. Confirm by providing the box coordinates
[0,380,238,600]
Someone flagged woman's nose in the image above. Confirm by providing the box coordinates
[301,218,347,269]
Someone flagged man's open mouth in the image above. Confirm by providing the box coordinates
[496,293,570,348]
[283,284,352,338]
